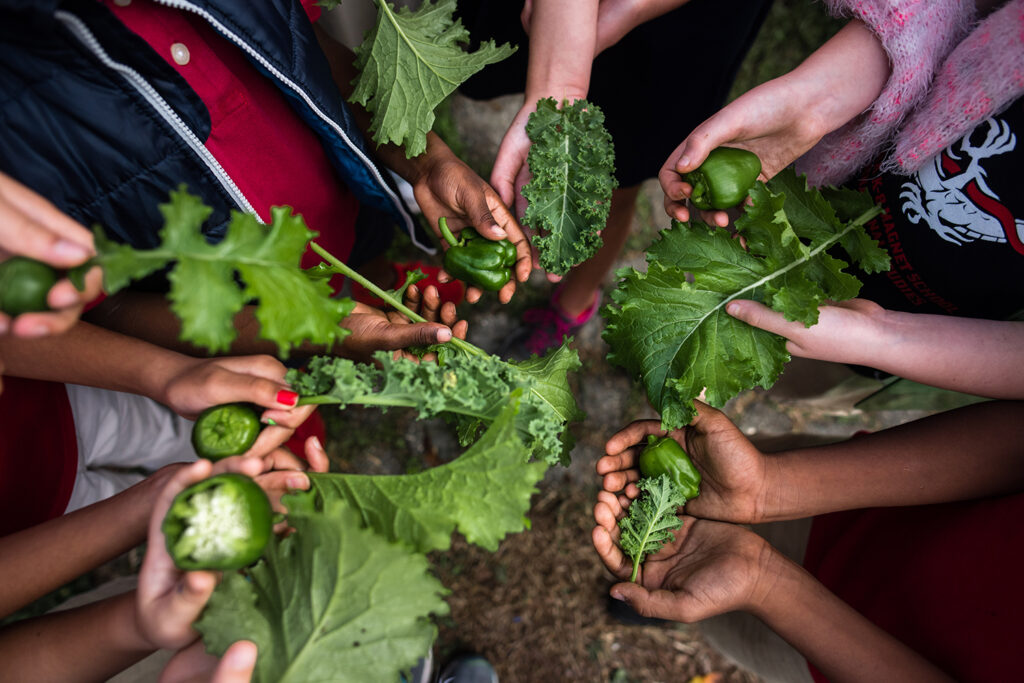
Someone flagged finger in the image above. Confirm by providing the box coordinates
[209,355,287,382]
[595,495,623,526]
[605,420,664,457]
[47,267,101,309]
[438,300,458,328]
[592,525,633,579]
[595,449,640,475]
[497,278,516,304]
[725,299,802,338]
[258,404,316,431]
[260,446,307,472]
[254,470,310,512]
[699,208,731,228]
[394,321,454,348]
[303,435,330,473]
[484,186,531,284]
[601,469,639,496]
[402,282,423,316]
[662,193,691,224]
[451,319,468,341]
[167,570,218,627]
[208,641,258,683]
[0,179,95,266]
[464,287,482,304]
[610,582,678,619]
[10,305,84,337]
[158,639,216,683]
[418,285,442,323]
[147,460,214,554]
[200,370,298,413]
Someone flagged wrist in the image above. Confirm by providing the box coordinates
[745,541,803,618]
[144,352,199,409]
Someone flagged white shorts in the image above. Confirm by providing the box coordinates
[63,384,197,514]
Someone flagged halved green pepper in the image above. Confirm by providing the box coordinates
[439,217,516,291]
[192,403,262,461]
[684,146,762,211]
[638,435,701,500]
[162,472,273,571]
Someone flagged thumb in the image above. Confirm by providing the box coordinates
[610,583,683,622]
[383,322,452,349]
[210,641,258,683]
[725,299,793,337]
[172,571,218,622]
[205,372,298,411]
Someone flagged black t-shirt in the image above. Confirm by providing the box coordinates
[854,97,1024,320]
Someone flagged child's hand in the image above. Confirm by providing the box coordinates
[599,402,771,524]
[592,512,774,623]
[158,354,316,458]
[136,451,320,651]
[0,171,103,338]
[415,150,532,304]
[725,298,887,366]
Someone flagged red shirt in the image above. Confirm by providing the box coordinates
[804,493,1024,681]
[0,1,343,536]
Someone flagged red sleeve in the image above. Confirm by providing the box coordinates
[0,377,78,537]
[803,494,1024,682]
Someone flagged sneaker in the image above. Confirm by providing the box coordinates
[501,287,601,360]
[437,654,498,683]
[400,649,434,683]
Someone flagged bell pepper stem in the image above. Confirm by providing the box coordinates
[438,216,461,249]
[308,241,483,357]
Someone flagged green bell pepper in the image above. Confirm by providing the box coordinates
[0,256,58,316]
[191,403,262,461]
[439,217,516,291]
[162,472,273,571]
[638,434,701,500]
[684,146,762,211]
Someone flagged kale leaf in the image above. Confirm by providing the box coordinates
[522,98,617,275]
[618,474,687,583]
[348,0,515,157]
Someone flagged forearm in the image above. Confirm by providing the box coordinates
[776,19,890,141]
[750,552,952,682]
[0,469,175,617]
[524,0,598,101]
[0,317,192,402]
[0,591,155,683]
[762,401,1024,521]
[860,312,1024,399]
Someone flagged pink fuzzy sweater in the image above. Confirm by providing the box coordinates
[796,0,1024,186]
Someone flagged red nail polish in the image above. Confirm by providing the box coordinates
[276,390,299,407]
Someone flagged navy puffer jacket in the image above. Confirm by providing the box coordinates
[0,0,414,249]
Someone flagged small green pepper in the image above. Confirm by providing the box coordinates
[0,256,58,316]
[162,472,273,571]
[638,435,701,500]
[684,146,762,211]
[192,403,262,461]
[439,217,516,291]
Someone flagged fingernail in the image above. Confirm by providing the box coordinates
[286,474,308,490]
[492,225,507,238]
[49,287,79,308]
[52,239,90,262]
[436,328,452,342]
[678,156,690,170]
[610,590,625,602]
[726,302,739,316]
[310,436,324,453]
[276,390,299,407]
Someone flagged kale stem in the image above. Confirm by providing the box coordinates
[630,558,641,583]
[308,241,483,357]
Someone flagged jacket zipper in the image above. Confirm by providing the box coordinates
[55,10,260,220]
[152,0,426,251]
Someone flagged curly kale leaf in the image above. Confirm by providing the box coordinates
[306,397,545,553]
[522,98,617,275]
[349,0,515,157]
[289,341,583,465]
[195,496,448,683]
[602,169,888,430]
[618,474,687,583]
[87,188,353,356]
